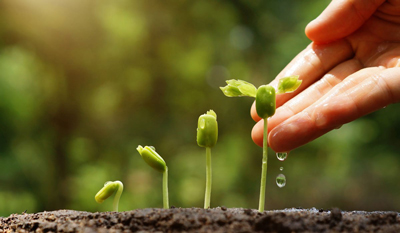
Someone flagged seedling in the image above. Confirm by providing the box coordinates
[220,76,301,212]
[137,145,169,209]
[197,110,218,209]
[95,180,124,212]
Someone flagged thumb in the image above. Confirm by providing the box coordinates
[306,0,385,44]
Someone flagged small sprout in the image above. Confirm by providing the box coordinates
[197,110,218,209]
[137,145,169,209]
[276,75,302,94]
[95,180,123,212]
[220,76,301,212]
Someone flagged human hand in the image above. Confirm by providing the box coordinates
[251,0,400,152]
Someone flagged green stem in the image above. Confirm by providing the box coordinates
[258,118,268,212]
[112,181,123,212]
[163,166,169,209]
[204,147,212,209]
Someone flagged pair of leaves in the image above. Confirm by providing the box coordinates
[220,75,302,119]
[220,75,302,98]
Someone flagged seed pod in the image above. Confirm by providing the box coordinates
[95,181,122,204]
[137,145,166,173]
[256,85,276,119]
[197,110,218,148]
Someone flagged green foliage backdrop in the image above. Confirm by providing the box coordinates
[1,0,399,216]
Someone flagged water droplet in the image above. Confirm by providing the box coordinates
[276,152,288,161]
[280,167,283,171]
[276,174,286,188]
[104,181,111,186]
[149,146,156,151]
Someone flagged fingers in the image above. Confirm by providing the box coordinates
[251,59,363,147]
[251,59,364,147]
[268,67,400,152]
[250,39,354,122]
[306,0,385,44]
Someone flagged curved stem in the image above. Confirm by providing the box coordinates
[204,147,212,209]
[113,181,124,212]
[163,167,169,209]
[258,118,268,212]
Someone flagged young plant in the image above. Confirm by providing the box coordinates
[220,76,301,212]
[95,180,124,212]
[137,145,169,209]
[197,110,218,209]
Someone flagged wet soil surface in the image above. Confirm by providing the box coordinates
[1,207,399,232]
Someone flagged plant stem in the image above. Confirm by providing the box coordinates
[112,181,124,212]
[258,118,268,212]
[204,147,212,209]
[163,166,169,209]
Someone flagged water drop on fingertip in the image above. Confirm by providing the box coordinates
[276,174,286,188]
[276,152,288,161]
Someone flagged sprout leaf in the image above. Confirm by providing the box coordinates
[277,75,302,94]
[220,79,257,97]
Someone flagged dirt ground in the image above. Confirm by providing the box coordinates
[1,207,399,232]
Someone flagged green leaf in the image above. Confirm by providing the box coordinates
[220,79,257,97]
[277,75,302,94]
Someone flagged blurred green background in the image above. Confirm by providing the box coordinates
[1,0,400,217]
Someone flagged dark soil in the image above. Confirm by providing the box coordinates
[1,207,399,232]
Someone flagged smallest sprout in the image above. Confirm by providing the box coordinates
[95,180,123,212]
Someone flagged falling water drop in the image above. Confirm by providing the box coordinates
[276,174,286,188]
[280,167,283,171]
[276,152,288,161]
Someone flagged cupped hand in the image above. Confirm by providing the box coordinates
[251,0,400,152]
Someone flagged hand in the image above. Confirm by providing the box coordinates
[251,0,400,152]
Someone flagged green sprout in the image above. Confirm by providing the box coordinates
[220,75,301,212]
[95,180,124,212]
[197,110,218,209]
[137,145,169,209]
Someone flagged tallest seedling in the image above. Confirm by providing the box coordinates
[220,76,301,212]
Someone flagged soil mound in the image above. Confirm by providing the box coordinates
[1,207,399,232]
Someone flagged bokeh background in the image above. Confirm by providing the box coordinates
[1,0,400,217]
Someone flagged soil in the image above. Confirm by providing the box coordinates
[1,207,399,233]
